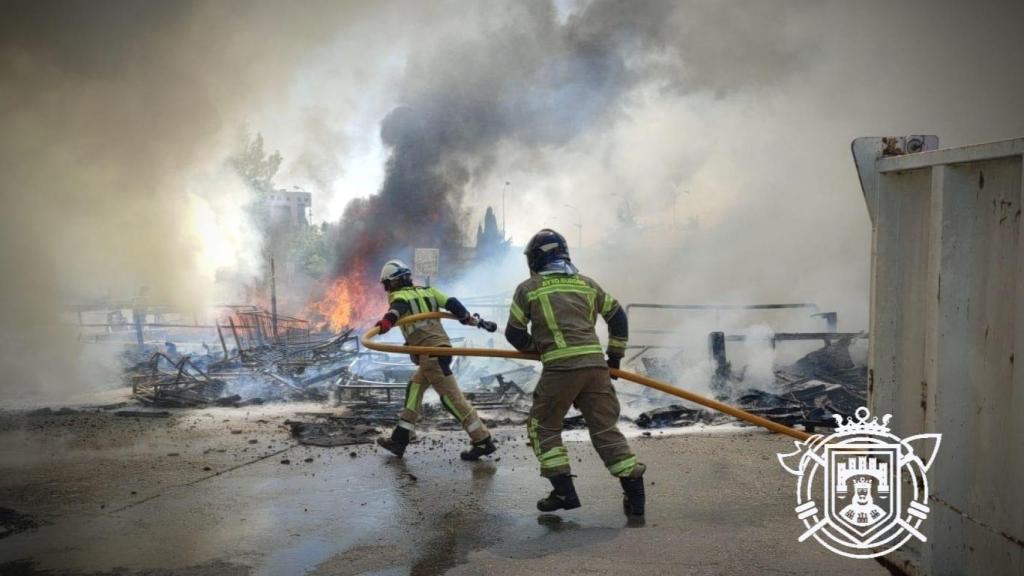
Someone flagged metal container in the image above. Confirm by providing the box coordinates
[853,136,1023,575]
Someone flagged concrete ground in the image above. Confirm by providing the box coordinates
[0,403,890,575]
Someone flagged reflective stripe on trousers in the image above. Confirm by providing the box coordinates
[399,357,490,443]
[527,367,642,478]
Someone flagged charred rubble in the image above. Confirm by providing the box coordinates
[119,323,866,438]
[114,310,536,444]
[629,334,867,433]
[110,297,867,439]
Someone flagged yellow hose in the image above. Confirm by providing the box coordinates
[361,311,811,441]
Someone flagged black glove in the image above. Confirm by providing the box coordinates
[607,355,621,379]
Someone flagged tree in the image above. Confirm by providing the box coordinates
[229,131,282,194]
[288,224,329,279]
[475,206,510,262]
[229,131,284,235]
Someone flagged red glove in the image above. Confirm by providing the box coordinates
[376,317,394,334]
[459,315,475,326]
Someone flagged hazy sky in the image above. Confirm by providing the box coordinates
[1,0,1022,399]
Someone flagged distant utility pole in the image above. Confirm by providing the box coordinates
[270,257,278,342]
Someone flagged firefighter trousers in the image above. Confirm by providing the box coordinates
[398,356,490,443]
[528,366,645,478]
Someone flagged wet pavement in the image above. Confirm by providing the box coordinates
[0,405,888,575]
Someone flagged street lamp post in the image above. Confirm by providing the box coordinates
[502,181,511,237]
[563,203,582,249]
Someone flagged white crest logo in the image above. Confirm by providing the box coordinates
[777,407,941,559]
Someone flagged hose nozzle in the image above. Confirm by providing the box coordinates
[472,313,498,333]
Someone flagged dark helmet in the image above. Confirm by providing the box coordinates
[379,259,412,291]
[524,229,569,272]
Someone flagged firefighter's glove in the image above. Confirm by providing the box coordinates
[607,355,621,380]
[375,317,394,335]
[459,315,475,326]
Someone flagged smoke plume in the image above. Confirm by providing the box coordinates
[0,1,361,401]
[327,1,805,279]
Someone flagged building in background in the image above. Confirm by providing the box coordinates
[268,187,312,228]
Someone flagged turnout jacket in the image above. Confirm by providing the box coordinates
[386,286,469,348]
[505,273,628,370]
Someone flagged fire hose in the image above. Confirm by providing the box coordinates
[360,311,811,441]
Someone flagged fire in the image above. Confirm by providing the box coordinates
[313,273,387,332]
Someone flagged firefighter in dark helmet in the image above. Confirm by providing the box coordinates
[504,229,646,516]
[373,259,497,461]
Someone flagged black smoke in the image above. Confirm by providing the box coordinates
[328,1,803,279]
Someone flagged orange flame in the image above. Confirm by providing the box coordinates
[313,273,387,332]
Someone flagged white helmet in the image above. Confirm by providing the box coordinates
[379,259,412,284]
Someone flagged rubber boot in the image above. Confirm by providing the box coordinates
[460,436,497,461]
[620,476,645,517]
[536,474,581,512]
[376,426,410,458]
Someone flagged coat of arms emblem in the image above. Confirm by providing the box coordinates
[777,407,941,559]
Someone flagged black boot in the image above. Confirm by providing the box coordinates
[376,426,410,458]
[460,436,497,461]
[537,474,581,512]
[620,476,645,517]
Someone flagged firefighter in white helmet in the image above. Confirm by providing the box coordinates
[373,259,497,461]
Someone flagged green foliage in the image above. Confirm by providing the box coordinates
[229,130,284,238]
[288,224,329,279]
[229,131,282,193]
[228,130,328,280]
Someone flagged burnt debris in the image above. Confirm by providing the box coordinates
[286,418,379,447]
[629,335,867,433]
[125,328,361,408]
[635,405,723,429]
[113,311,537,443]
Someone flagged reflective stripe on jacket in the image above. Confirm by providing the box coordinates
[388,286,452,347]
[507,273,626,370]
